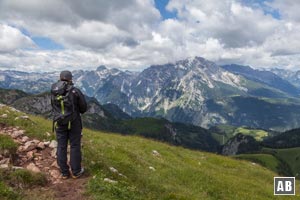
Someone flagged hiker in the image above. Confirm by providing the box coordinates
[51,70,87,179]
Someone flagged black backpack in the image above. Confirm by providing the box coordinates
[51,80,76,131]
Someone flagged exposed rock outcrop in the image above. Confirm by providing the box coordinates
[222,133,261,155]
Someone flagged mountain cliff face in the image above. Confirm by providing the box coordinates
[0,70,58,93]
[222,64,300,97]
[222,133,261,155]
[1,56,300,130]
[271,68,300,88]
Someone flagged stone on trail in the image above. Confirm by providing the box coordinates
[0,164,9,169]
[26,151,34,160]
[50,169,61,179]
[51,148,57,158]
[49,140,58,148]
[33,139,40,144]
[44,141,50,146]
[37,142,45,150]
[11,130,24,139]
[26,163,41,173]
[0,158,10,165]
[21,136,30,143]
[23,141,37,152]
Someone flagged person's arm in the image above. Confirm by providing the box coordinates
[74,88,87,114]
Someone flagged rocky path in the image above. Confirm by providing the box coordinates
[0,123,89,200]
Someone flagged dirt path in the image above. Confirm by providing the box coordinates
[0,124,90,200]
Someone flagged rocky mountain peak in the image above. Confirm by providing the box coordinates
[96,65,107,71]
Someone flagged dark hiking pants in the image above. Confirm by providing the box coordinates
[55,117,82,175]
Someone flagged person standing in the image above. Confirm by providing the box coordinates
[51,70,87,179]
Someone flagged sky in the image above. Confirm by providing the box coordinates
[0,0,300,72]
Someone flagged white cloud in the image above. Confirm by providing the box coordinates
[268,0,300,22]
[0,0,300,71]
[0,24,34,53]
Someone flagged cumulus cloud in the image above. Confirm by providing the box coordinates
[0,24,34,53]
[167,0,280,48]
[269,0,300,22]
[0,0,300,71]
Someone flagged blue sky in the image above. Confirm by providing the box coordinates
[154,0,177,20]
[32,37,64,50]
[0,0,299,72]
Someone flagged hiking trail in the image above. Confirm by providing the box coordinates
[0,123,89,200]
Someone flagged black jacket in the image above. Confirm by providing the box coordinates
[71,87,87,115]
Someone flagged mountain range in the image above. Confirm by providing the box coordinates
[1,56,300,131]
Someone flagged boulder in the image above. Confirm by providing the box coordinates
[33,139,40,144]
[49,140,58,148]
[21,136,30,143]
[26,163,40,173]
[26,151,34,160]
[37,142,45,150]
[11,130,24,139]
[44,141,50,146]
[24,141,37,152]
[221,133,261,155]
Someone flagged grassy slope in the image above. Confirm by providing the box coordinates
[234,154,280,173]
[235,147,300,180]
[263,148,300,178]
[0,105,299,199]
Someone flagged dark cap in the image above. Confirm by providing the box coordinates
[60,70,72,81]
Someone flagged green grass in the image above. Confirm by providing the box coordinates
[234,154,280,173]
[122,117,166,134]
[0,135,18,155]
[263,147,300,178]
[211,125,269,145]
[233,127,268,141]
[0,105,55,141]
[0,181,19,200]
[1,105,299,199]
[0,169,47,188]
[0,168,47,200]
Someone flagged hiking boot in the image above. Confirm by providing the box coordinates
[61,173,70,180]
[72,168,84,179]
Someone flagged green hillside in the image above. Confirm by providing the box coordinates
[234,147,300,179]
[235,154,280,173]
[122,118,220,152]
[262,148,300,178]
[0,105,299,199]
[210,125,269,145]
